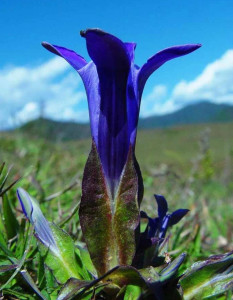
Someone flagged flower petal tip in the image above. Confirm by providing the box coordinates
[17,187,33,221]
[170,209,190,226]
[154,194,168,218]
[41,41,60,56]
[183,43,202,53]
[42,42,87,70]
[41,41,48,47]
[80,28,107,38]
[191,43,202,51]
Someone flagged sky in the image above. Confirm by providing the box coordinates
[0,0,233,129]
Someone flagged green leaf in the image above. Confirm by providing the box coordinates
[58,266,145,300]
[160,253,186,282]
[104,266,146,288]
[79,141,116,275]
[0,164,20,197]
[0,162,5,177]
[57,266,120,300]
[180,252,233,299]
[0,264,18,273]
[15,219,30,259]
[39,223,86,283]
[114,146,140,266]
[104,265,180,299]
[0,209,6,236]
[3,289,35,300]
[77,246,97,278]
[124,285,142,300]
[44,266,58,295]
[2,194,19,240]
[74,247,93,280]
[0,230,12,256]
[0,228,32,292]
[0,163,10,192]
[20,269,47,300]
[57,278,91,300]
[79,142,139,275]
[37,253,46,289]
[59,285,103,300]
[183,273,233,299]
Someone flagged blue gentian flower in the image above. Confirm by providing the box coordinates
[42,29,201,197]
[141,194,189,241]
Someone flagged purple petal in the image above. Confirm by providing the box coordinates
[42,42,100,148]
[138,44,201,97]
[125,42,137,61]
[148,217,159,238]
[41,42,87,70]
[81,29,132,196]
[82,28,130,71]
[125,43,139,145]
[170,209,189,226]
[42,32,134,196]
[159,215,170,239]
[78,62,100,145]
[17,188,33,221]
[17,188,58,254]
[154,194,168,219]
[127,68,140,146]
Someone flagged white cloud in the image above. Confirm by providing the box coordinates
[172,49,233,104]
[2,49,233,129]
[16,102,38,123]
[140,84,167,116]
[0,57,87,129]
[140,49,233,117]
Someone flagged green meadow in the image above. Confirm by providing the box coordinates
[2,121,233,237]
[0,121,233,298]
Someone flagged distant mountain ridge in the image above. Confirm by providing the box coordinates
[138,101,233,129]
[19,118,90,141]
[16,101,233,141]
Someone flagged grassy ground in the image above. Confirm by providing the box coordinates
[0,122,233,292]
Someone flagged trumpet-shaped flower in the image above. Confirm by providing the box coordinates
[42,29,201,197]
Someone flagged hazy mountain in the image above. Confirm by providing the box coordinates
[138,101,233,129]
[16,101,233,141]
[18,117,90,142]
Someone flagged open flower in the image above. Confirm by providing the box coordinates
[42,29,201,197]
[141,194,189,241]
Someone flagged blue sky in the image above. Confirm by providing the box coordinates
[0,0,233,128]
